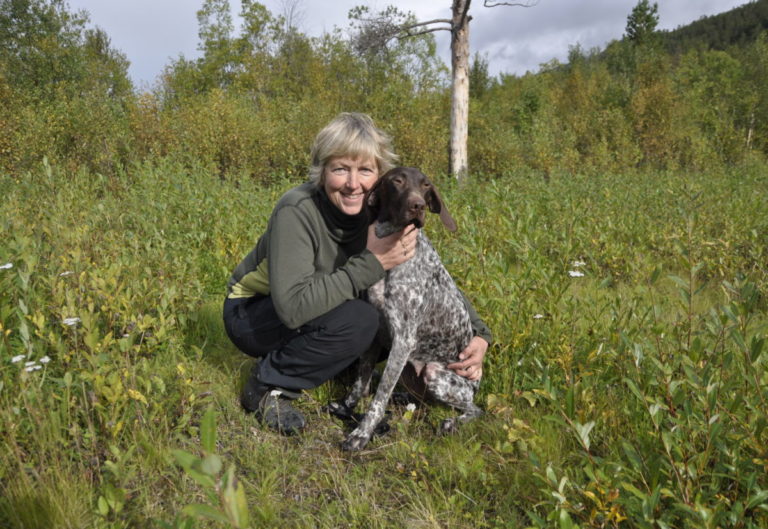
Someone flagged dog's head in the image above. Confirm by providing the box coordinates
[367,167,457,236]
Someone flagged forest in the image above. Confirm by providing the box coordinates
[1,0,768,180]
[1,1,767,528]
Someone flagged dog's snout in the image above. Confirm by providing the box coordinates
[408,194,426,212]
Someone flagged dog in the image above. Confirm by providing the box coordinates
[338,166,482,451]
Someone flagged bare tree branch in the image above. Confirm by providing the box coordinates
[350,9,452,55]
[398,19,452,38]
[399,26,452,39]
[483,0,539,7]
[401,19,453,29]
[279,0,306,30]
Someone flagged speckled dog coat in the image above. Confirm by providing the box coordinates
[341,167,482,451]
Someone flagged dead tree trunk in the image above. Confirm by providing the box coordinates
[450,0,471,180]
[349,0,538,181]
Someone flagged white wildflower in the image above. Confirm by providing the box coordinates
[25,361,37,367]
[11,354,26,363]
[59,271,74,277]
[568,270,585,277]
[63,317,81,326]
[572,260,586,268]
[533,314,545,320]
[405,403,417,412]
[25,364,42,372]
[39,355,51,364]
[0,262,12,270]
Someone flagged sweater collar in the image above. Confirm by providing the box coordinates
[315,186,369,243]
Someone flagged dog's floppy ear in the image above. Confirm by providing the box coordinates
[365,177,383,222]
[425,181,457,232]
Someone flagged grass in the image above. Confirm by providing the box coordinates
[1,158,767,528]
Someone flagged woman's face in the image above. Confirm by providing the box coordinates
[323,155,379,216]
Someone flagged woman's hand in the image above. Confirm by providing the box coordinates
[367,224,419,271]
[447,336,488,381]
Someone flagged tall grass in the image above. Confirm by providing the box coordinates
[1,160,766,528]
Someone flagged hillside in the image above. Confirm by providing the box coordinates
[663,0,768,52]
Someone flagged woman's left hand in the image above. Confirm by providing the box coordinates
[447,336,488,381]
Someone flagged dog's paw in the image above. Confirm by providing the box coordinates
[325,401,356,421]
[341,428,372,451]
[373,419,391,437]
[391,391,419,406]
[440,417,458,434]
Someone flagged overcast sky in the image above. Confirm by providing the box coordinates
[66,0,750,90]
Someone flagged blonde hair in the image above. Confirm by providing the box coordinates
[309,113,398,185]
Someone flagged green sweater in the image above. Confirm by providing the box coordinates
[227,182,492,343]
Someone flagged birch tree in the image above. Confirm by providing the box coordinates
[350,0,538,180]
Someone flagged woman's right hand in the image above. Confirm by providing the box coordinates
[367,224,419,271]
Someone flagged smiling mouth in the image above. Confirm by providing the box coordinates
[342,192,364,201]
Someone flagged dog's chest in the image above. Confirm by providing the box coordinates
[368,234,472,361]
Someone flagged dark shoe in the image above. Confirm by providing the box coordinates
[240,366,268,413]
[259,389,306,435]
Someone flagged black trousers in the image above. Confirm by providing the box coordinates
[223,296,379,392]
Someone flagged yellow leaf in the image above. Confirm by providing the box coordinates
[112,420,124,436]
[127,389,148,405]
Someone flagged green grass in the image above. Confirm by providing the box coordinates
[1,159,767,528]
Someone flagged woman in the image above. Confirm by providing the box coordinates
[223,113,490,434]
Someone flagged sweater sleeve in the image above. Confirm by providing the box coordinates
[268,205,384,329]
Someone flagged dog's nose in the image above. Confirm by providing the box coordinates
[408,195,426,212]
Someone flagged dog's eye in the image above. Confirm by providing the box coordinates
[422,182,431,188]
[392,177,404,185]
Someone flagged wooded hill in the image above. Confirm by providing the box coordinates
[663,0,768,53]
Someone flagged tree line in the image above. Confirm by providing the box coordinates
[1,0,768,180]
[663,0,768,53]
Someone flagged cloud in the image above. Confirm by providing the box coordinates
[468,0,749,75]
[67,0,752,85]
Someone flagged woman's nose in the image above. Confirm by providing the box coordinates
[346,170,360,188]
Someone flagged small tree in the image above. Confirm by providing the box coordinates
[196,0,237,88]
[625,0,659,47]
[350,0,538,180]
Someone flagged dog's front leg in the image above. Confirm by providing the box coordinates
[342,340,381,411]
[342,334,414,451]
